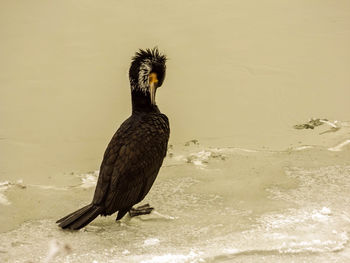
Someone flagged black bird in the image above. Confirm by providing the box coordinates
[57,48,169,230]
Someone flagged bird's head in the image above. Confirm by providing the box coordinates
[129,48,167,105]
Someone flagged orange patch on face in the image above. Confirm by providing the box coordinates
[149,72,158,85]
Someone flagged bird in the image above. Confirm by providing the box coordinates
[56,48,169,230]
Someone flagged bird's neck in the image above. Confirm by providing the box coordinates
[131,89,159,114]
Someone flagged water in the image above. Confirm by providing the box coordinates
[1,0,350,262]
[1,122,350,262]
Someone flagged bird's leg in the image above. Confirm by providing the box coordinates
[129,204,154,217]
[116,209,129,221]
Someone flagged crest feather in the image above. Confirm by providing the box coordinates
[132,47,167,64]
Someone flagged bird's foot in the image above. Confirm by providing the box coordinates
[129,204,154,217]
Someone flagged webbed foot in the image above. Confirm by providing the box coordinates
[129,204,154,217]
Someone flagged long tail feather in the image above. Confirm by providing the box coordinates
[56,205,90,224]
[56,204,103,230]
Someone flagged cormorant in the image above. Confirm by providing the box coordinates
[56,48,169,230]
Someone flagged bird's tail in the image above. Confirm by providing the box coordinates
[56,203,103,230]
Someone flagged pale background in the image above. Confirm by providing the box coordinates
[1,0,349,184]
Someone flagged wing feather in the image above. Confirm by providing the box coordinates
[92,113,169,215]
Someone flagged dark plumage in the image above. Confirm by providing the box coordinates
[57,48,169,230]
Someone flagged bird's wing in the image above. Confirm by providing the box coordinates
[92,114,169,214]
[92,116,135,206]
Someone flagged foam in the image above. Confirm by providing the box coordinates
[1,142,350,262]
[328,139,350,151]
[0,180,25,205]
[0,181,11,205]
[143,238,160,247]
[139,250,203,263]
[79,170,99,188]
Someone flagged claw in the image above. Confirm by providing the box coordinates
[129,203,154,217]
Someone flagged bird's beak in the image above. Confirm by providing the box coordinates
[149,72,159,105]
